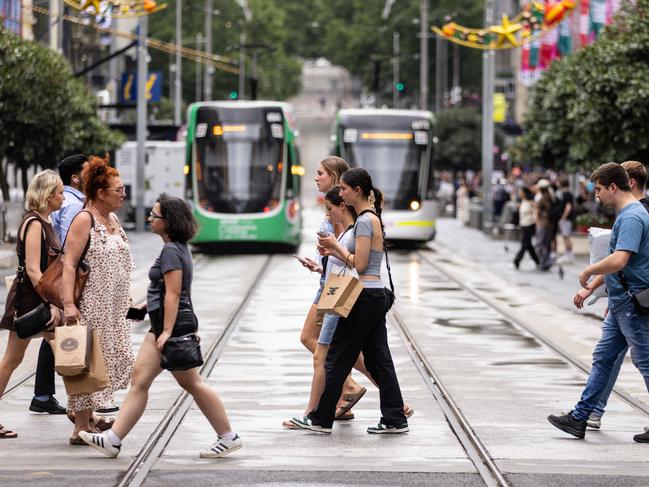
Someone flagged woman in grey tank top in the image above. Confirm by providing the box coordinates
[291,168,409,434]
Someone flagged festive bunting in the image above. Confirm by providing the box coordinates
[432,1,576,50]
[64,0,167,18]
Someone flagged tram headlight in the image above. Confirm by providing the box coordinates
[409,200,421,211]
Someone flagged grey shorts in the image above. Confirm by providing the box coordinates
[318,313,340,345]
[559,219,573,237]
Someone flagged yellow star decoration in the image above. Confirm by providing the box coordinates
[79,0,102,13]
[489,14,523,47]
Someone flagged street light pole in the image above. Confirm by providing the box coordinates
[392,32,400,108]
[195,33,202,101]
[420,0,429,110]
[204,0,214,101]
[481,0,495,231]
[174,0,182,125]
[239,33,246,100]
[136,15,149,233]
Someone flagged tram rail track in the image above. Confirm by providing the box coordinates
[390,308,509,487]
[117,255,272,487]
[415,249,649,420]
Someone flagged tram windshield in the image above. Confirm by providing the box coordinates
[341,129,428,210]
[195,107,284,214]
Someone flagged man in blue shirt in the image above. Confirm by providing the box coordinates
[548,162,649,442]
[51,154,87,243]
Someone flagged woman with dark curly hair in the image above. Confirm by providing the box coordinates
[62,156,135,444]
[80,194,241,459]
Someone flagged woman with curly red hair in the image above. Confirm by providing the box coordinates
[61,156,136,445]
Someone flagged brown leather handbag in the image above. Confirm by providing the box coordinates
[36,211,94,309]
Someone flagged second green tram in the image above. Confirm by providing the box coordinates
[332,108,437,242]
[184,101,303,250]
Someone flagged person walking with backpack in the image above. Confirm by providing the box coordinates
[291,168,408,435]
[548,162,649,442]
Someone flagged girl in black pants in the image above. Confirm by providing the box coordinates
[291,168,408,434]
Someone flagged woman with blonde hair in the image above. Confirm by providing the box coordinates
[0,170,65,438]
[283,156,368,428]
[61,156,136,444]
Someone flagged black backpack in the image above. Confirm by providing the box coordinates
[549,196,564,224]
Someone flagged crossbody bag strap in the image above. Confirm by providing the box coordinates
[355,209,395,294]
[66,210,95,263]
[618,271,631,294]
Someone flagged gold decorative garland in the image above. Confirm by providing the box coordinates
[432,0,575,50]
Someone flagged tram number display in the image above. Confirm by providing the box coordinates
[217,220,258,240]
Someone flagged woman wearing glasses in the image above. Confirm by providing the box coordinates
[61,156,135,445]
[79,194,241,459]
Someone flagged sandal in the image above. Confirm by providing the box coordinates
[70,427,99,445]
[0,424,17,439]
[68,412,114,432]
[337,387,366,416]
[404,407,415,418]
[334,411,355,421]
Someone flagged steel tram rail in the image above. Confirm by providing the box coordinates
[117,255,272,487]
[416,249,649,419]
[389,308,509,487]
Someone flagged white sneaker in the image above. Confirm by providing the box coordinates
[290,415,332,434]
[79,430,121,458]
[587,414,602,430]
[199,434,243,459]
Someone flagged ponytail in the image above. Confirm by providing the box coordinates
[370,186,383,218]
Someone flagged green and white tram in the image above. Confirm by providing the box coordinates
[332,108,436,242]
[184,101,303,250]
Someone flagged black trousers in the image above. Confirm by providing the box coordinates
[34,339,55,397]
[514,224,539,266]
[308,288,406,428]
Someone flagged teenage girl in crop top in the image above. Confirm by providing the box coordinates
[291,167,409,434]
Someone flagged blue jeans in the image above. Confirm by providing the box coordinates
[591,346,626,418]
[572,301,649,421]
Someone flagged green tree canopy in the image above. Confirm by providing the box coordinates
[433,107,503,171]
[0,29,124,200]
[520,0,649,170]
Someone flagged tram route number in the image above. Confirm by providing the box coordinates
[218,220,258,240]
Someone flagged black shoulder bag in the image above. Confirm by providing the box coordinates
[618,272,649,316]
[158,243,203,371]
[356,209,396,311]
[14,217,52,339]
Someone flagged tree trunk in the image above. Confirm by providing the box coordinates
[0,157,9,202]
[21,163,28,198]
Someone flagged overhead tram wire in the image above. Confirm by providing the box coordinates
[26,5,240,75]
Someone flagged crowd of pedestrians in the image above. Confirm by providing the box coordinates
[0,152,408,455]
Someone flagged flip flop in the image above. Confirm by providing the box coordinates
[404,407,415,418]
[337,387,367,416]
[282,419,299,430]
[0,425,17,439]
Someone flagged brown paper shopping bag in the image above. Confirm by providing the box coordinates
[54,322,91,376]
[63,330,109,396]
[317,272,364,318]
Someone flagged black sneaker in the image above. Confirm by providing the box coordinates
[633,427,649,443]
[29,396,66,414]
[96,406,119,415]
[547,413,586,439]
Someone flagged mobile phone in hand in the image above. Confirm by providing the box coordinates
[292,254,309,265]
[317,231,330,237]
[126,306,147,320]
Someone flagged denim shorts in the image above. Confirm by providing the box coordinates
[318,313,339,345]
[313,274,326,304]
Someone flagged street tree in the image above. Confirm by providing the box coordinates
[0,29,124,200]
[434,107,503,171]
[520,0,649,170]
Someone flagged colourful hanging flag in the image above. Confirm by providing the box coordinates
[591,0,607,37]
[558,17,572,55]
[580,0,591,46]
